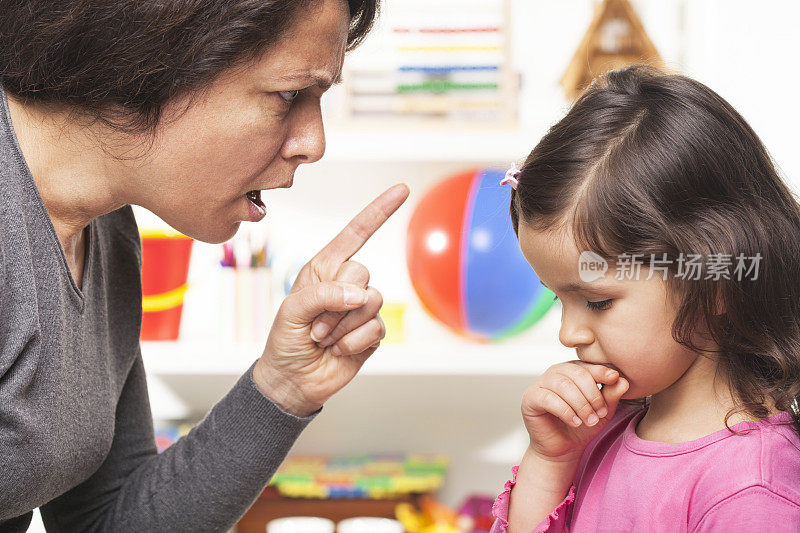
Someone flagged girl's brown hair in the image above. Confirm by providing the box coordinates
[0,0,377,135]
[511,65,800,441]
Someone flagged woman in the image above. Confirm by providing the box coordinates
[0,0,407,530]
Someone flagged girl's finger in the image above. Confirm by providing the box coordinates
[567,360,621,386]
[559,363,617,420]
[528,387,584,428]
[310,261,370,342]
[568,361,622,416]
[328,317,386,357]
[600,376,630,414]
[317,287,383,347]
[541,374,601,427]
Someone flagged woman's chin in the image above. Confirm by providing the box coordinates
[168,220,241,244]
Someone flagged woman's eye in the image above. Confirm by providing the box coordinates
[278,90,300,103]
[586,299,612,311]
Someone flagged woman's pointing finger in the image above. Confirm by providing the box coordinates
[312,183,409,270]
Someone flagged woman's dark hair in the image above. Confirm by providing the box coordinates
[510,65,800,442]
[0,0,377,135]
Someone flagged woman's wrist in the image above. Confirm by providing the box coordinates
[252,359,320,418]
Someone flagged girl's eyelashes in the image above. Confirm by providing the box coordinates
[551,294,613,311]
[586,299,612,311]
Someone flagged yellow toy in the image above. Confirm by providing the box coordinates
[395,496,460,533]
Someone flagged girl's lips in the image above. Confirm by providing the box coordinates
[580,357,620,373]
[585,361,625,380]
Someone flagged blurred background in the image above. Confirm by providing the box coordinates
[32,0,800,531]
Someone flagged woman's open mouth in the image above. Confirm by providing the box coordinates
[245,190,267,221]
[246,190,265,209]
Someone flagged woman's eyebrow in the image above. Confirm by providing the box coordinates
[276,71,342,89]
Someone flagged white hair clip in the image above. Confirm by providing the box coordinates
[500,162,520,190]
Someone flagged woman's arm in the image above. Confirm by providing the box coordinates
[39,353,315,531]
[35,186,408,531]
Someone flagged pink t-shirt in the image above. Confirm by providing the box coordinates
[491,400,800,532]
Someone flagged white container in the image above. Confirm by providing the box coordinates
[266,517,336,533]
[337,517,405,533]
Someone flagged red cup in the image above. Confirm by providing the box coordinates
[140,229,193,340]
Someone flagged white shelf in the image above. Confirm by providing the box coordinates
[141,299,571,379]
[140,337,573,378]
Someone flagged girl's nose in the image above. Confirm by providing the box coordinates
[559,310,594,348]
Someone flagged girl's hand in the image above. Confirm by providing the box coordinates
[253,184,410,417]
[521,360,630,463]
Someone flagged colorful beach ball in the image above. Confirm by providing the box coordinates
[406,169,555,341]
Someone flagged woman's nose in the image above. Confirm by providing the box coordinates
[282,98,325,164]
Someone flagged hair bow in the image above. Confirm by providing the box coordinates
[500,162,520,190]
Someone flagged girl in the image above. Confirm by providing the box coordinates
[490,66,800,532]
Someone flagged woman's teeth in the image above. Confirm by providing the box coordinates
[246,190,265,209]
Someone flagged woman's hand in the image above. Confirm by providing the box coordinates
[521,360,629,463]
[253,184,410,417]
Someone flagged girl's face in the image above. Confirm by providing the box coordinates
[518,222,706,400]
[125,0,349,243]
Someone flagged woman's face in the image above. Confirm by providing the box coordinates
[130,0,349,243]
[517,222,705,400]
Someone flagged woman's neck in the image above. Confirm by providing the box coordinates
[6,95,133,247]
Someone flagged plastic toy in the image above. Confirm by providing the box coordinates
[268,454,449,500]
[395,497,460,533]
[457,495,495,532]
[406,168,555,341]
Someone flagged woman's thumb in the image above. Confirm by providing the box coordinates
[283,281,368,324]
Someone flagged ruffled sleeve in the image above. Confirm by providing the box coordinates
[489,465,576,533]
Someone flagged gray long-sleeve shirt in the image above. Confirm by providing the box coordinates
[0,84,318,531]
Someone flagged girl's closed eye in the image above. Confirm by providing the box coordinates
[586,299,612,311]
[551,294,613,311]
